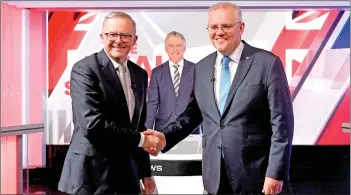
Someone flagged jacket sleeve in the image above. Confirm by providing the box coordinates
[162,91,203,152]
[265,56,294,181]
[134,70,152,178]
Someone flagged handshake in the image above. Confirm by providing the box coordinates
[141,129,166,156]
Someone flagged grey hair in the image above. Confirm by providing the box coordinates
[102,12,136,31]
[165,31,186,44]
[209,2,243,22]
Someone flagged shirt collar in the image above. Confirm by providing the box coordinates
[217,41,244,64]
[169,59,184,68]
[104,49,128,70]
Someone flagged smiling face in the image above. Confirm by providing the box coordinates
[100,16,138,64]
[208,6,244,56]
[165,36,186,64]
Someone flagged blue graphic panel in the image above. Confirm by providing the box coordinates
[332,19,350,49]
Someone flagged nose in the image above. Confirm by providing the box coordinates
[114,35,123,43]
[215,28,226,36]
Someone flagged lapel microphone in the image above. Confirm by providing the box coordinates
[210,77,216,82]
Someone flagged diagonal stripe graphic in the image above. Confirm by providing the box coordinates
[291,11,345,100]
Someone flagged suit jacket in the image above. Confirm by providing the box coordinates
[161,41,294,194]
[58,49,151,194]
[145,59,200,134]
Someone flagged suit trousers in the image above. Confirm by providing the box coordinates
[217,158,234,194]
[207,158,234,195]
[207,158,295,195]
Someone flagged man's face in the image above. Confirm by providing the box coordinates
[208,7,244,56]
[100,17,137,63]
[165,36,186,64]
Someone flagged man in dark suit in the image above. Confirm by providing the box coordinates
[146,31,201,134]
[144,3,294,195]
[58,12,165,194]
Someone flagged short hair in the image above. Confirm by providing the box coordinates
[165,31,186,44]
[102,12,136,31]
[209,2,243,22]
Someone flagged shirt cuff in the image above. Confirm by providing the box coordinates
[138,133,145,147]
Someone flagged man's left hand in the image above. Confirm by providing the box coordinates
[262,177,283,194]
[140,177,155,194]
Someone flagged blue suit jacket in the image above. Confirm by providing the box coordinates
[145,59,200,134]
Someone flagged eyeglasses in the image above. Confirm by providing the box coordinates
[104,32,133,43]
[206,22,242,33]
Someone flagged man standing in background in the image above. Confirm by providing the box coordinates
[58,12,165,194]
[146,31,201,134]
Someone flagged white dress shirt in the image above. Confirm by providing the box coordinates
[106,52,145,147]
[169,59,184,82]
[214,41,245,107]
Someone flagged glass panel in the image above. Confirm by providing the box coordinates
[22,132,45,194]
[1,135,21,194]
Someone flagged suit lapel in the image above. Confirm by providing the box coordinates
[99,50,129,108]
[164,61,177,97]
[177,60,192,98]
[203,52,221,118]
[222,42,255,117]
[127,61,144,127]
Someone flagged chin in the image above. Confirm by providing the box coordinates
[171,58,181,63]
[110,51,123,58]
[215,47,226,53]
[214,42,225,48]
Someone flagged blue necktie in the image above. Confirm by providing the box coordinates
[219,56,231,115]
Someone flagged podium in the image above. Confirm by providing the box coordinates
[150,134,204,194]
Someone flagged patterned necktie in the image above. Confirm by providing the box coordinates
[219,56,231,115]
[117,65,138,183]
[173,64,180,96]
[117,65,133,121]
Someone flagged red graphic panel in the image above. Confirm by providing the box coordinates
[271,10,341,94]
[317,88,350,145]
[48,12,88,96]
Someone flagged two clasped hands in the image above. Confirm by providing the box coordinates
[141,129,166,156]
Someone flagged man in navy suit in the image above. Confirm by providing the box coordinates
[145,31,201,134]
[143,3,294,195]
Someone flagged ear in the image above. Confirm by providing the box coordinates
[239,22,245,35]
[100,33,104,40]
[133,35,138,46]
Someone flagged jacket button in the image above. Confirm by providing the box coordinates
[220,125,225,129]
[217,146,221,150]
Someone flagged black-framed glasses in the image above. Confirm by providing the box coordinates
[206,21,242,33]
[104,32,133,42]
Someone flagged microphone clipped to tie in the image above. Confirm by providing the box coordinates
[210,77,216,82]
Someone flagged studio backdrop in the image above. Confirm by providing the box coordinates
[46,9,350,146]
